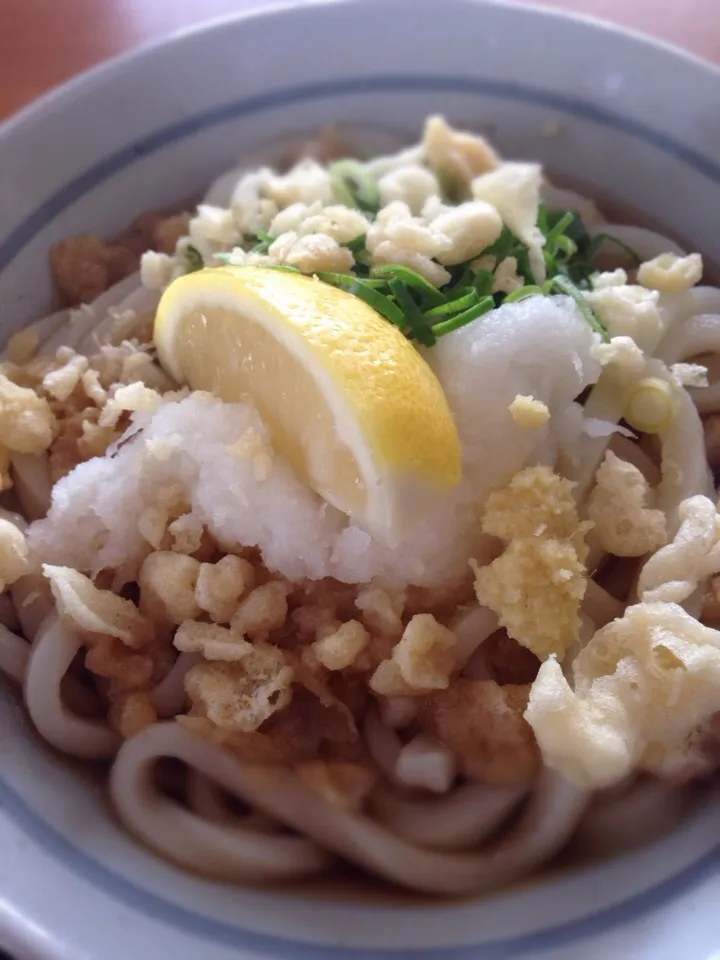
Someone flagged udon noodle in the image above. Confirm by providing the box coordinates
[1,117,719,895]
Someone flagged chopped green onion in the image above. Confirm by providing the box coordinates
[537,204,550,236]
[444,265,474,299]
[546,274,610,341]
[249,229,274,254]
[431,295,494,336]
[371,264,446,307]
[389,278,436,346]
[316,271,387,289]
[503,284,544,303]
[328,160,380,214]
[424,289,478,318]
[344,279,406,327]
[623,377,680,433]
[259,264,301,274]
[342,233,368,253]
[185,245,204,272]
[545,211,575,246]
[472,269,494,296]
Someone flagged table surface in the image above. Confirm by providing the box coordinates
[0,0,718,123]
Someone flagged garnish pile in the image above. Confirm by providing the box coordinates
[197,158,640,347]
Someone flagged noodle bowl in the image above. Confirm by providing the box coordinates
[1,117,719,897]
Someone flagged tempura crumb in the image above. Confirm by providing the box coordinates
[0,519,30,590]
[311,620,369,671]
[509,395,550,429]
[139,551,202,624]
[0,374,55,454]
[185,645,294,732]
[637,252,703,294]
[195,555,255,623]
[44,564,152,647]
[588,451,667,557]
[355,586,405,636]
[231,581,291,641]
[371,614,456,694]
[526,602,720,788]
[174,620,252,661]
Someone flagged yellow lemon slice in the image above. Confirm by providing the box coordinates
[154,266,461,541]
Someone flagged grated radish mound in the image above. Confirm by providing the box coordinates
[28,393,483,589]
[427,295,602,502]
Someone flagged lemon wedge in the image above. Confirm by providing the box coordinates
[153,266,461,541]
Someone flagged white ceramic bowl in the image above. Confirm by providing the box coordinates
[1,1,720,957]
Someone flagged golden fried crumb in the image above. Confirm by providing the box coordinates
[195,555,255,623]
[509,394,550,429]
[0,374,55,454]
[588,451,667,557]
[139,551,202,624]
[355,586,405,636]
[174,621,252,661]
[311,620,369,671]
[185,646,294,732]
[44,564,152,647]
[0,519,30,590]
[231,581,291,641]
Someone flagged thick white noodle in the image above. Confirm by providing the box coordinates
[372,782,526,850]
[363,708,403,785]
[574,777,689,857]
[656,293,720,364]
[24,612,119,759]
[110,723,589,895]
[11,453,52,521]
[573,234,690,501]
[38,275,144,356]
[10,574,54,642]
[80,284,159,354]
[186,769,280,832]
[111,727,331,882]
[150,652,200,717]
[658,390,715,532]
[588,223,685,261]
[0,623,30,683]
[449,604,499,670]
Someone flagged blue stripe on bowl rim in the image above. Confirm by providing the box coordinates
[3,73,720,275]
[1,73,719,956]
